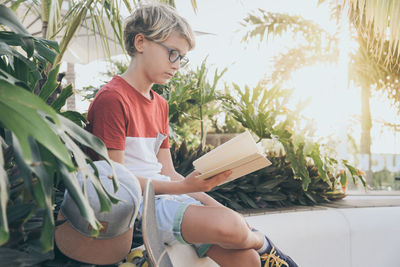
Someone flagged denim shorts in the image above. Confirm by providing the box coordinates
[139,194,212,258]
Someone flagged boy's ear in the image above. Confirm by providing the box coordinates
[134,34,145,53]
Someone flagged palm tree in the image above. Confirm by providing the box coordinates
[16,0,198,65]
[12,0,131,66]
[346,2,400,184]
[343,0,400,66]
[240,5,400,186]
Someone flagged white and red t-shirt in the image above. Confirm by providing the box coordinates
[87,76,171,181]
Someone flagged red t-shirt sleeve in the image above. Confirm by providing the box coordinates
[160,100,170,149]
[87,90,127,150]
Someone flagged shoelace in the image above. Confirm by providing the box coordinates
[260,247,289,267]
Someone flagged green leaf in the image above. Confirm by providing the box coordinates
[28,138,54,217]
[0,42,37,74]
[32,179,47,209]
[237,183,256,191]
[0,5,29,35]
[0,141,9,246]
[340,173,346,187]
[0,247,53,266]
[9,133,35,202]
[310,146,331,186]
[190,0,197,13]
[58,115,111,168]
[33,39,57,64]
[258,178,285,190]
[60,111,86,127]
[208,191,231,202]
[51,84,73,112]
[237,191,258,209]
[305,191,318,204]
[57,161,101,237]
[36,38,59,53]
[0,80,73,167]
[40,214,54,252]
[0,5,34,57]
[228,199,244,210]
[262,192,287,201]
[39,64,60,101]
[6,203,33,223]
[54,120,119,207]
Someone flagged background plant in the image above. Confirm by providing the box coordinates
[153,59,227,147]
[0,6,120,265]
[240,5,400,186]
[222,80,365,191]
[207,152,346,210]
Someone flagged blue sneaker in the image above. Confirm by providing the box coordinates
[260,235,298,267]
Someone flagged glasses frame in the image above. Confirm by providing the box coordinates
[154,41,189,67]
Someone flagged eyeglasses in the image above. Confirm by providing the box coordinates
[153,41,189,67]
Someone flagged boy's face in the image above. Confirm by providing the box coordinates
[142,32,190,84]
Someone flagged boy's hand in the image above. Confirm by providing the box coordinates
[182,170,232,192]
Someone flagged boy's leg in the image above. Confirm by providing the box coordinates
[181,205,264,250]
[206,245,261,267]
[152,194,297,266]
[180,204,298,267]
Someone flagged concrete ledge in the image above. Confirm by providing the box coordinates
[166,196,400,267]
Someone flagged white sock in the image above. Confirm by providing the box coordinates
[256,236,269,254]
[251,228,271,255]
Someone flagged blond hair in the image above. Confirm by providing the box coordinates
[124,3,195,57]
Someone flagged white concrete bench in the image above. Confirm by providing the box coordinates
[166,195,400,267]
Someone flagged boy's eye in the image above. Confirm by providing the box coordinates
[169,50,180,62]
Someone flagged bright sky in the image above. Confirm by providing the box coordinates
[67,0,400,159]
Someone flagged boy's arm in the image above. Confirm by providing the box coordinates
[107,149,230,196]
[157,148,225,207]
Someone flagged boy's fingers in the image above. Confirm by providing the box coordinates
[190,171,201,177]
[214,170,232,180]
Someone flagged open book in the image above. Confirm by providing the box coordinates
[193,130,272,184]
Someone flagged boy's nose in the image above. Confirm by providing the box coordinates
[171,59,180,70]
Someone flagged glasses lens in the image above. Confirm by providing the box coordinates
[169,50,180,63]
[180,57,189,67]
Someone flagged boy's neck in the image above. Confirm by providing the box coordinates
[120,62,153,100]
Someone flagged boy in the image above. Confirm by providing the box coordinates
[87,3,297,267]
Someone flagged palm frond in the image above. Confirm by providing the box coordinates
[345,0,400,65]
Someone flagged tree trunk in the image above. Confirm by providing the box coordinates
[41,21,48,39]
[66,63,76,111]
[360,84,373,186]
[41,0,50,38]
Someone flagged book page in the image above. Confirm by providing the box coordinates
[193,130,260,172]
[195,153,262,179]
[197,154,272,183]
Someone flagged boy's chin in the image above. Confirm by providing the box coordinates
[154,78,171,84]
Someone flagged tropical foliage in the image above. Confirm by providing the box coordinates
[5,0,133,65]
[241,9,339,84]
[240,5,400,186]
[170,79,365,209]
[222,81,365,191]
[208,153,347,210]
[0,5,119,265]
[340,0,400,66]
[0,1,376,265]
[154,59,227,147]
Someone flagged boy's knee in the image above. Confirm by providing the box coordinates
[214,211,249,246]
